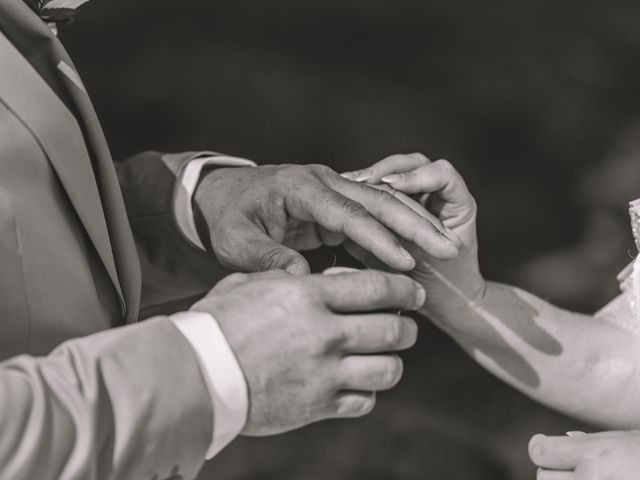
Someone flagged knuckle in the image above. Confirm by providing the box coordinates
[408,152,430,163]
[371,186,395,203]
[435,159,456,176]
[226,272,249,283]
[274,164,312,184]
[309,164,335,177]
[257,247,288,271]
[384,317,403,347]
[368,270,392,290]
[341,199,369,220]
[321,321,348,353]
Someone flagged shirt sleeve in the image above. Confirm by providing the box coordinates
[174,155,257,250]
[169,311,249,459]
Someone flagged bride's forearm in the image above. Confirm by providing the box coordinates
[423,279,640,429]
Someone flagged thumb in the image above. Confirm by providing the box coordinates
[253,237,310,275]
[215,219,310,275]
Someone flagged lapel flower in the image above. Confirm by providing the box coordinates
[24,0,90,24]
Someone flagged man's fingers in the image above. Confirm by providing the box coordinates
[332,177,460,259]
[211,270,291,294]
[343,240,393,271]
[367,183,436,221]
[333,391,377,418]
[214,218,311,275]
[306,189,417,271]
[339,315,418,353]
[536,469,574,480]
[313,270,425,312]
[316,225,345,247]
[341,153,431,183]
[529,434,584,470]
[210,272,252,293]
[339,355,404,391]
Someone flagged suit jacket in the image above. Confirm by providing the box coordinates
[0,0,232,477]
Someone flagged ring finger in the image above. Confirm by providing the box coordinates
[339,354,404,391]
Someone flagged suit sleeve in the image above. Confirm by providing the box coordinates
[0,317,213,480]
[115,151,233,318]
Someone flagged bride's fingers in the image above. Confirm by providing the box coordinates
[380,159,472,205]
[367,183,440,225]
[536,469,574,480]
[341,152,431,184]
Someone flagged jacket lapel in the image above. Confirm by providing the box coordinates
[49,40,142,323]
[0,0,140,320]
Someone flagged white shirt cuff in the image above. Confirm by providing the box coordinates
[174,155,257,250]
[169,311,249,459]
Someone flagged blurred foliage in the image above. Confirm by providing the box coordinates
[61,1,640,478]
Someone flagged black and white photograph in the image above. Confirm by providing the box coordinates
[1,0,640,479]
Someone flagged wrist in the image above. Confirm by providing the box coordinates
[194,167,237,209]
[192,167,242,251]
[412,248,486,319]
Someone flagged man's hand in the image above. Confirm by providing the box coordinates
[529,431,640,479]
[194,164,460,275]
[190,269,425,436]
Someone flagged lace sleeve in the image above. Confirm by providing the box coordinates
[629,199,640,323]
[594,199,640,336]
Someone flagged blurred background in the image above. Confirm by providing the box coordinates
[62,0,640,478]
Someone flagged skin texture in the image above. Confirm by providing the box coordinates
[343,153,640,473]
[194,163,460,276]
[529,431,640,479]
[190,269,425,436]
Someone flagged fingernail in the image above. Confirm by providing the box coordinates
[566,431,588,437]
[340,171,356,180]
[438,231,460,249]
[441,228,462,248]
[352,169,373,182]
[286,264,304,276]
[381,174,401,183]
[400,247,415,267]
[415,285,426,309]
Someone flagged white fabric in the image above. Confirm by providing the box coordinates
[629,198,640,326]
[597,198,640,336]
[169,311,249,459]
[174,155,256,250]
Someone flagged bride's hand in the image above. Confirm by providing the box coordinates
[342,153,485,315]
[529,431,640,479]
[344,153,475,245]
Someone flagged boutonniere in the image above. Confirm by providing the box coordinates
[24,0,90,24]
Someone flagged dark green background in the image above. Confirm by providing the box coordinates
[62,1,640,478]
